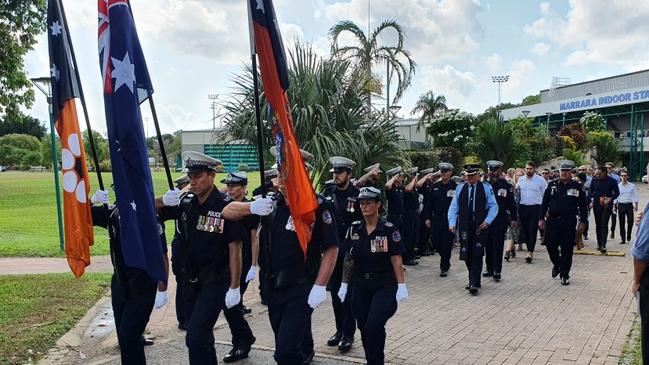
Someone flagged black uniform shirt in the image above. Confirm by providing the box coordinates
[160,187,243,273]
[489,177,518,221]
[540,179,589,224]
[241,197,260,265]
[590,176,620,203]
[425,180,457,218]
[261,194,339,280]
[403,186,419,212]
[386,186,404,216]
[345,218,403,274]
[324,183,362,243]
[92,205,168,277]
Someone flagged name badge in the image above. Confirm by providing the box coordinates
[498,188,507,197]
[370,236,388,253]
[567,188,579,197]
[196,211,224,233]
[447,190,455,198]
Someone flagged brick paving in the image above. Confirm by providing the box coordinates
[38,185,649,364]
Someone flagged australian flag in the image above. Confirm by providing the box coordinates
[98,0,165,282]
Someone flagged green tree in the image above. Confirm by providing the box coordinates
[475,102,518,124]
[558,123,588,150]
[0,133,40,151]
[0,114,46,138]
[0,0,47,119]
[580,111,606,132]
[426,110,476,151]
[218,42,403,186]
[506,117,554,166]
[82,130,109,167]
[411,91,447,131]
[329,19,416,104]
[588,131,619,165]
[39,135,61,168]
[475,119,517,168]
[521,94,541,106]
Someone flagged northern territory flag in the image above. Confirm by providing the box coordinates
[97,0,165,282]
[47,0,94,277]
[249,0,317,257]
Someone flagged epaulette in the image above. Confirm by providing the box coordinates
[384,221,394,227]
[351,220,362,225]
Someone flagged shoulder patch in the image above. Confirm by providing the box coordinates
[392,230,402,242]
[322,210,333,224]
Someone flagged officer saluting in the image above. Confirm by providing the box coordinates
[159,151,246,364]
[447,164,498,295]
[424,162,457,277]
[539,160,588,285]
[323,157,362,353]
[336,187,408,365]
[222,148,339,365]
[483,160,517,282]
[403,167,420,264]
[386,167,412,265]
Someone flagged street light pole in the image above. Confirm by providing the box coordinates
[491,75,510,106]
[208,93,219,130]
[31,77,65,252]
[545,112,552,133]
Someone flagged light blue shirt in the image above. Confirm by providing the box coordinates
[610,173,620,183]
[632,203,649,263]
[447,182,499,228]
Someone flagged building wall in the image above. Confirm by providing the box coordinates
[541,70,649,102]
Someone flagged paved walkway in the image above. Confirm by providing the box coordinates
[33,184,649,364]
[0,256,113,275]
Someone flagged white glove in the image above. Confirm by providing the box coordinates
[154,290,168,309]
[250,197,273,216]
[91,189,109,204]
[337,282,348,303]
[162,188,181,207]
[307,284,327,309]
[225,287,241,309]
[245,266,258,283]
[396,283,408,303]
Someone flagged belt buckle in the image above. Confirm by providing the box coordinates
[188,277,198,283]
[363,273,372,279]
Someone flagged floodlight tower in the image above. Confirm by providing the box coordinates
[491,75,510,106]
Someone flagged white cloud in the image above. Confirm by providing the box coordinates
[524,0,649,68]
[539,2,552,17]
[422,65,477,99]
[486,53,503,72]
[531,42,550,56]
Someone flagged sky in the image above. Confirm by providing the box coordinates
[24,0,649,136]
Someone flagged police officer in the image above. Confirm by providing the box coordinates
[323,157,362,353]
[222,148,339,365]
[424,163,457,277]
[159,151,249,364]
[539,160,588,285]
[355,163,381,188]
[253,168,279,197]
[336,187,408,365]
[219,172,257,363]
[483,160,517,282]
[386,167,412,265]
[89,189,169,365]
[403,167,420,263]
[591,165,620,253]
[416,168,438,256]
[448,164,498,295]
[167,174,191,331]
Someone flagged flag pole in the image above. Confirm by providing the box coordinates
[147,97,174,190]
[58,0,105,191]
[248,0,267,197]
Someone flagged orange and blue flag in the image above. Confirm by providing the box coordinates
[47,0,94,277]
[249,0,317,256]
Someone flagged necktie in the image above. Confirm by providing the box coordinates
[469,185,475,214]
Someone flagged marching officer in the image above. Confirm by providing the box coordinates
[539,160,589,285]
[89,189,169,365]
[222,148,339,365]
[336,187,408,365]
[323,157,362,353]
[403,167,420,263]
[416,168,437,256]
[483,160,517,282]
[386,167,413,265]
[448,164,498,295]
[219,172,258,363]
[355,163,382,188]
[159,151,247,364]
[169,174,191,331]
[424,163,458,277]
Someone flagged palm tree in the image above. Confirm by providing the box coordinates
[329,20,416,106]
[217,42,404,187]
[411,91,448,131]
[476,119,518,168]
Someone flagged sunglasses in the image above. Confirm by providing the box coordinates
[542,172,549,174]
[621,174,628,177]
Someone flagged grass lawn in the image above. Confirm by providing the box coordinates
[620,317,642,365]
[0,170,261,257]
[0,273,111,364]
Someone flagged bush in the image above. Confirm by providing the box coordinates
[562,148,585,166]
[406,150,437,169]
[588,131,619,165]
[21,151,41,167]
[559,123,588,150]
[0,133,41,151]
[0,145,28,166]
[560,136,577,151]
[237,163,250,172]
[98,159,111,172]
[426,110,476,150]
[580,111,606,132]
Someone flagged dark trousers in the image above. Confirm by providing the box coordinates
[403,211,418,260]
[545,217,576,279]
[432,215,453,272]
[485,218,508,275]
[418,212,431,253]
[352,279,397,365]
[639,277,649,365]
[519,204,541,252]
[594,204,613,249]
[464,231,484,287]
[185,278,229,364]
[329,257,356,339]
[111,272,157,365]
[618,203,635,242]
[223,262,254,348]
[267,287,314,365]
[171,256,188,328]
